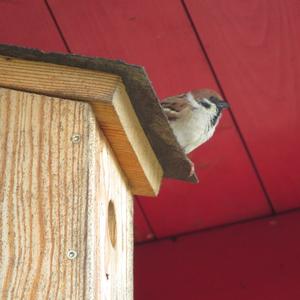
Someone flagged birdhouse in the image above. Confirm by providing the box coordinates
[0,44,196,299]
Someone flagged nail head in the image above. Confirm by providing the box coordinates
[67,249,78,260]
[71,134,81,144]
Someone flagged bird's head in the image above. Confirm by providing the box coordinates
[194,89,230,127]
[199,96,230,127]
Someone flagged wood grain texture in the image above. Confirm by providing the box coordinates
[0,55,163,196]
[93,84,162,196]
[0,88,133,299]
[185,0,300,211]
[47,0,273,237]
[0,44,196,183]
[0,88,89,299]
[0,55,120,102]
[87,106,133,300]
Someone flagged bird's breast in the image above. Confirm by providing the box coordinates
[170,109,216,153]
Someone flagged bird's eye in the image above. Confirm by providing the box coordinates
[201,101,211,109]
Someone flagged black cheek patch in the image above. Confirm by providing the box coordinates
[201,102,211,109]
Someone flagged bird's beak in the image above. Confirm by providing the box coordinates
[209,96,230,109]
[217,101,230,109]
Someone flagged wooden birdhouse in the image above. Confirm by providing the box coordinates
[0,45,196,299]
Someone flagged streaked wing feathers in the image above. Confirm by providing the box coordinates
[161,94,191,121]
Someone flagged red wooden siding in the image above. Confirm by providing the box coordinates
[134,201,154,243]
[47,0,272,239]
[185,0,300,211]
[0,0,65,52]
[135,210,300,300]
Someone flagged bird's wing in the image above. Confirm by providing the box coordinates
[160,94,192,121]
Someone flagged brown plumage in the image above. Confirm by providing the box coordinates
[161,88,229,154]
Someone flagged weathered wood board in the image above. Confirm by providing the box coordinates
[0,88,133,299]
[0,44,197,184]
[0,55,163,196]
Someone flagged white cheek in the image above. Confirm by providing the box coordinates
[187,92,201,108]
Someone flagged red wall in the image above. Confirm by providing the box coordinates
[135,211,300,300]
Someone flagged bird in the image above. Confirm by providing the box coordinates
[161,89,229,175]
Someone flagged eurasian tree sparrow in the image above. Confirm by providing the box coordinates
[161,89,229,155]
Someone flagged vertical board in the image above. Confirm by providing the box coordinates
[0,0,65,51]
[88,111,133,299]
[135,211,300,300]
[0,89,89,299]
[46,0,271,237]
[0,88,133,299]
[185,0,300,211]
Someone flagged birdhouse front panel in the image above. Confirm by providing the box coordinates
[0,87,133,299]
[0,88,90,298]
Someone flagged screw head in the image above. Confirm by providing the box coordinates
[71,134,81,144]
[67,249,78,260]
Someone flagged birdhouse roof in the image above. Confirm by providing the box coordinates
[0,44,197,187]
